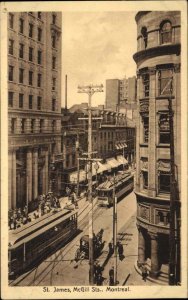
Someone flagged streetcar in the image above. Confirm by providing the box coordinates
[8,208,78,278]
[96,171,134,207]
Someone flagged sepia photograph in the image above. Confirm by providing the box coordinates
[1,1,187,299]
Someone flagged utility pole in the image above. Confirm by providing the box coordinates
[112,173,118,285]
[161,77,179,285]
[76,131,80,198]
[77,84,103,285]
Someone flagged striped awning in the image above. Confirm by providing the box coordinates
[117,155,128,165]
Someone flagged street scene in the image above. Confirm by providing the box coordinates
[5,3,183,293]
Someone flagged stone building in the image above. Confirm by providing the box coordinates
[8,12,62,209]
[105,76,137,111]
[133,11,181,281]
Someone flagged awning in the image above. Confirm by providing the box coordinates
[158,161,171,172]
[69,170,86,183]
[106,158,121,168]
[117,155,128,165]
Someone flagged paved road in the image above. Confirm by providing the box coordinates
[10,191,137,286]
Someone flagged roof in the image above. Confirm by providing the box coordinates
[9,209,74,248]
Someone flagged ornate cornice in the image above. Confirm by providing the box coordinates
[133,43,181,64]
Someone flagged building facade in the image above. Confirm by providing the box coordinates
[105,76,137,111]
[133,11,181,280]
[8,12,62,209]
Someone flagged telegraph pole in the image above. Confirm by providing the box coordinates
[161,77,179,285]
[78,84,103,285]
[113,174,118,285]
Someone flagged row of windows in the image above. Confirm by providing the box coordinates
[141,68,173,98]
[9,12,42,30]
[9,41,43,65]
[8,64,57,86]
[8,92,56,111]
[10,118,57,134]
[141,20,174,49]
[142,171,170,194]
[142,113,170,144]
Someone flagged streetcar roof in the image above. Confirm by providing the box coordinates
[9,209,77,248]
[97,172,133,190]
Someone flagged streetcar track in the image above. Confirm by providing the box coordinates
[10,200,104,286]
[33,206,105,286]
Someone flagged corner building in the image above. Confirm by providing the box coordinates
[133,11,181,279]
[8,12,62,209]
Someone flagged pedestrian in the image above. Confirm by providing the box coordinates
[108,242,114,257]
[109,266,114,286]
[96,273,103,286]
[117,241,124,260]
[141,264,148,282]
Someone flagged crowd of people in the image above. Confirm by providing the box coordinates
[8,193,60,230]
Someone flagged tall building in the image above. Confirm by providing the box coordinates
[133,11,181,281]
[8,12,62,210]
[105,76,137,111]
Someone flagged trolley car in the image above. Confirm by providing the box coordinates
[8,208,78,278]
[97,171,134,207]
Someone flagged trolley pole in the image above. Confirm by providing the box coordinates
[78,84,103,285]
[113,174,118,285]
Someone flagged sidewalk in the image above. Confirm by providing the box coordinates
[97,213,160,286]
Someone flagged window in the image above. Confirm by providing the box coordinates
[29,95,33,109]
[38,12,42,19]
[141,27,147,49]
[52,77,56,90]
[19,68,24,84]
[72,154,76,166]
[52,98,56,111]
[29,47,33,61]
[9,13,14,29]
[21,119,26,133]
[159,114,170,144]
[29,71,33,85]
[37,96,41,110]
[143,171,148,189]
[52,14,56,24]
[158,69,173,96]
[19,93,24,108]
[37,73,42,87]
[39,119,44,132]
[8,91,13,107]
[52,56,56,69]
[19,18,24,34]
[19,43,24,58]
[11,118,16,133]
[9,65,14,81]
[9,39,14,55]
[142,73,149,97]
[38,27,42,41]
[29,23,33,38]
[159,172,170,193]
[52,120,56,132]
[52,35,56,48]
[160,21,172,44]
[142,116,149,143]
[38,50,42,64]
[66,154,70,167]
[31,119,35,133]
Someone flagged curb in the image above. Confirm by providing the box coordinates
[134,262,168,286]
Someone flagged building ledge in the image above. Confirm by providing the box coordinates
[133,43,181,64]
[135,190,170,201]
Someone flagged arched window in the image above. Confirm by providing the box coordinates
[141,27,148,49]
[160,20,172,44]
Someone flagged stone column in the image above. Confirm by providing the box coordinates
[148,67,157,198]
[8,150,13,209]
[42,147,49,194]
[33,148,38,200]
[149,232,160,278]
[137,225,146,267]
[12,150,17,209]
[26,148,32,203]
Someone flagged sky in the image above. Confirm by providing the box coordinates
[61,11,137,108]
